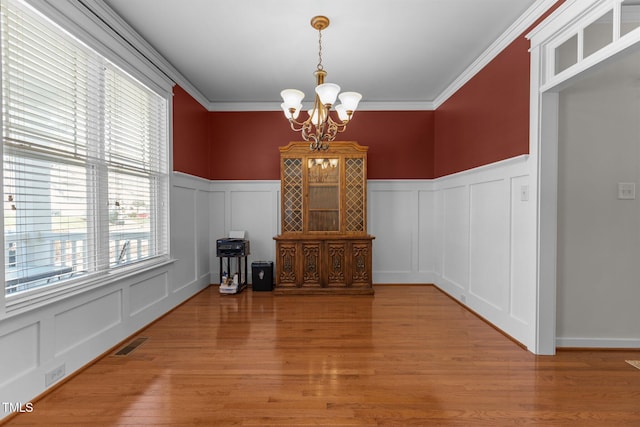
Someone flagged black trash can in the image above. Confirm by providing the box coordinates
[251,261,273,291]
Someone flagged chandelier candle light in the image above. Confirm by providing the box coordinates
[280,16,362,151]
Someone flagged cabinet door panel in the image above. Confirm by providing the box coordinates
[277,242,298,285]
[327,242,347,286]
[301,242,321,286]
[351,241,372,285]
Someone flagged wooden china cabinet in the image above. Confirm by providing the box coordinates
[273,141,374,295]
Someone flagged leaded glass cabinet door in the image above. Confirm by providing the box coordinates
[281,157,303,233]
[344,156,366,233]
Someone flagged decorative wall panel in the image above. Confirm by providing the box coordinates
[0,323,38,387]
[54,291,122,356]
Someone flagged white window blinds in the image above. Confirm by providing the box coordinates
[2,0,169,296]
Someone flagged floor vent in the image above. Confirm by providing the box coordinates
[625,360,640,370]
[114,337,148,356]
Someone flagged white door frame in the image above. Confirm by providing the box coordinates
[528,0,640,354]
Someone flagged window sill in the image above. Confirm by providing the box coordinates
[3,257,176,319]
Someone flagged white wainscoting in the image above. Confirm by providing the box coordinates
[368,181,437,284]
[0,172,212,420]
[433,155,535,348]
[207,179,440,286]
[206,159,534,348]
[208,180,280,284]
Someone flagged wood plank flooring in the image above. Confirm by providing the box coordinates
[4,285,640,426]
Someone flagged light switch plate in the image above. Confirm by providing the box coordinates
[617,182,636,200]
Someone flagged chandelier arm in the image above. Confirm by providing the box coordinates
[328,109,353,126]
[323,118,339,142]
[327,116,348,135]
[287,119,306,133]
[321,115,336,142]
[327,114,349,127]
[301,121,315,142]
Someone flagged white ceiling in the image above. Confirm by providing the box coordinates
[102,0,539,110]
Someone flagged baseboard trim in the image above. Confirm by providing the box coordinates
[556,337,640,349]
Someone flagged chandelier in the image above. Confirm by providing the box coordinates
[280,16,362,151]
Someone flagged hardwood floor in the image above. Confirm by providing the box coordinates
[4,285,640,426]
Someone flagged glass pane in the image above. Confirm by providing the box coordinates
[583,10,613,58]
[104,66,167,171]
[555,34,578,75]
[309,211,339,231]
[307,158,339,232]
[108,170,152,266]
[307,158,339,184]
[4,156,88,295]
[621,1,640,37]
[1,0,94,160]
[308,186,339,210]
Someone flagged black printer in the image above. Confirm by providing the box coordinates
[216,238,250,257]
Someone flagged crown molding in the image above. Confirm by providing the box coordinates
[207,100,435,112]
[207,102,281,112]
[433,0,559,109]
[358,101,435,111]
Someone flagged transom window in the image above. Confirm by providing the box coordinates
[548,0,640,83]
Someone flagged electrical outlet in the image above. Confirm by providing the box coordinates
[45,364,65,387]
[618,182,636,200]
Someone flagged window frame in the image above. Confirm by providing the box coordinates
[0,0,173,317]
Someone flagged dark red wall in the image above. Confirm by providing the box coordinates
[173,85,210,179]
[208,111,291,180]
[346,111,434,180]
[433,1,564,177]
[208,110,434,180]
[434,35,530,177]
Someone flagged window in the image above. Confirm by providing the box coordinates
[1,0,169,297]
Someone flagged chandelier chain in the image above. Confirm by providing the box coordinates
[317,28,323,71]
